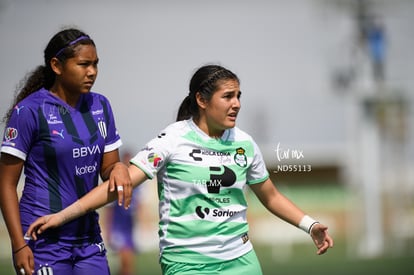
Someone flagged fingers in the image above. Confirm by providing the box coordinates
[117,185,124,206]
[317,236,334,255]
[14,247,34,275]
[109,162,132,208]
[25,216,50,240]
[310,224,334,255]
[25,220,41,241]
[109,176,116,192]
[317,240,331,255]
[314,230,334,255]
[28,252,35,274]
[18,260,35,275]
[116,183,132,209]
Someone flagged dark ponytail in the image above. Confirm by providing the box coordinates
[2,28,94,124]
[176,64,239,122]
[176,96,194,121]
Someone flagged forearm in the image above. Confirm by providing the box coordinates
[0,156,26,250]
[77,181,117,213]
[250,179,307,228]
[263,191,306,227]
[0,186,26,250]
[259,187,319,233]
[58,165,147,226]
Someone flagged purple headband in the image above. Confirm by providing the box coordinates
[55,35,90,57]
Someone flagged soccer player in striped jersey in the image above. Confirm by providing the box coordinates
[27,64,333,275]
[0,28,132,275]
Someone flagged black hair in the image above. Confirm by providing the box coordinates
[176,64,240,121]
[2,28,95,124]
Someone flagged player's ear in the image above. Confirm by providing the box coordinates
[195,92,207,110]
[50,57,63,75]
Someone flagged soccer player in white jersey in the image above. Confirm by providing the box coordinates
[26,64,334,275]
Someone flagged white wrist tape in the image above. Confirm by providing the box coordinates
[299,215,319,234]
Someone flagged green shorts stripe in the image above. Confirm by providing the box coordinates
[161,249,263,275]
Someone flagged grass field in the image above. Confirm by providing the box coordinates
[2,184,413,274]
[1,240,413,275]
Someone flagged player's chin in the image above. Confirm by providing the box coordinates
[225,119,237,128]
[81,84,94,93]
[80,88,92,94]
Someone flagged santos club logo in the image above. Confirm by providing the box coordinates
[195,206,241,219]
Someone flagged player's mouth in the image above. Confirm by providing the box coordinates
[84,81,94,89]
[228,112,238,121]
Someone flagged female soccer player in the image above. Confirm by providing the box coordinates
[0,28,132,275]
[26,64,333,275]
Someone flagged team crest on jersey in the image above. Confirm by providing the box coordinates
[234,147,247,167]
[148,152,163,168]
[2,127,18,146]
[97,120,107,138]
[4,127,18,141]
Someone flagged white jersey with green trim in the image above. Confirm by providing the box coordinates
[130,119,269,263]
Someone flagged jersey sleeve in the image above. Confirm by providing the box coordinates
[246,139,269,185]
[1,104,37,161]
[129,128,174,179]
[101,96,122,153]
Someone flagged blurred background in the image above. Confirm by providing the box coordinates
[1,0,413,274]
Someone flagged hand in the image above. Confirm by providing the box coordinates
[13,244,34,275]
[25,214,64,241]
[310,223,334,255]
[108,162,132,209]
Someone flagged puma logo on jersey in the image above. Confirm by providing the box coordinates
[51,129,64,139]
[14,104,25,115]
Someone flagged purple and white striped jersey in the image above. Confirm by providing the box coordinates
[1,88,122,243]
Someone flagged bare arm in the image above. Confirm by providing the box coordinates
[0,153,34,273]
[26,165,148,239]
[100,149,132,208]
[249,178,334,254]
[249,178,305,226]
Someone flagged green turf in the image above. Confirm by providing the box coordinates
[2,185,413,274]
[2,242,413,275]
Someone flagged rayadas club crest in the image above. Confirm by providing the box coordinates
[98,120,107,139]
[234,147,247,167]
